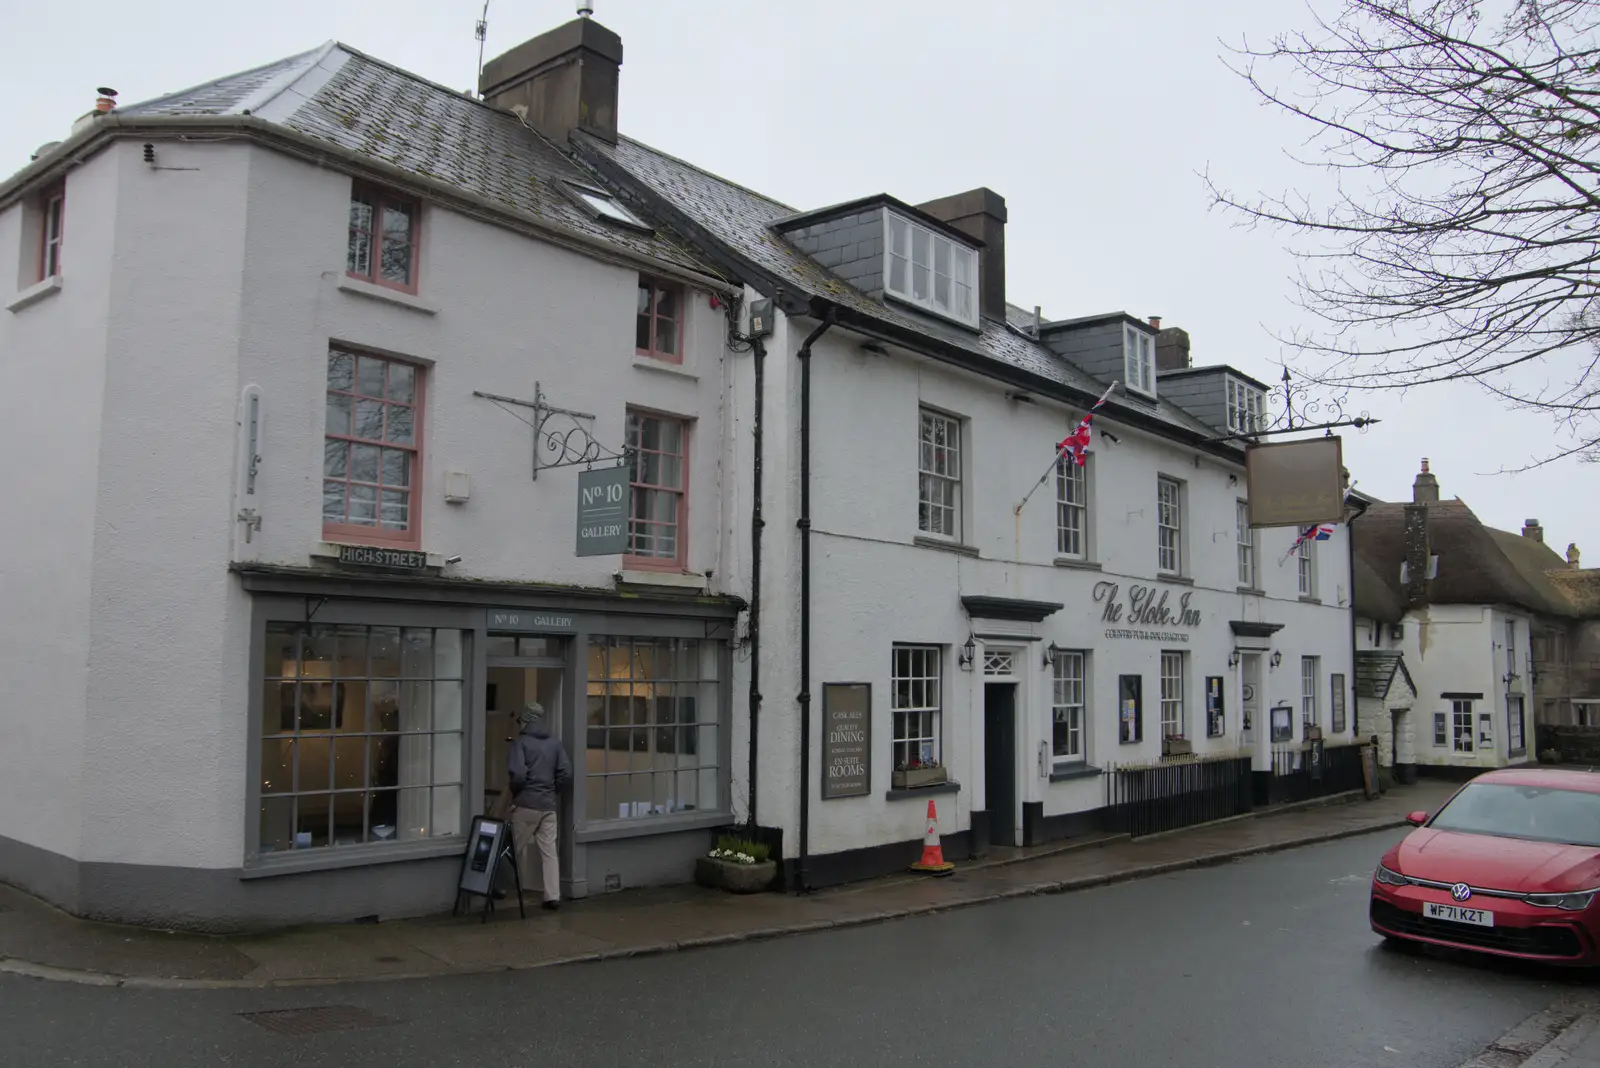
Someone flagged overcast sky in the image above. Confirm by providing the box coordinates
[2,0,1585,555]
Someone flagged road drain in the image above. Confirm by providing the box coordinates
[238,1005,394,1036]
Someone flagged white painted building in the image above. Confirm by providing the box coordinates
[0,35,755,928]
[0,10,1361,924]
[1351,463,1578,777]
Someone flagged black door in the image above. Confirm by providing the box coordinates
[984,684,1018,847]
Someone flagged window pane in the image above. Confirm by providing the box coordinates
[655,318,677,356]
[328,352,355,391]
[354,399,384,440]
[356,356,386,398]
[322,481,346,524]
[260,797,294,853]
[889,255,908,294]
[325,393,351,436]
[380,490,409,530]
[348,485,378,525]
[380,448,410,487]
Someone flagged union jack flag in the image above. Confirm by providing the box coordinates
[1292,523,1336,549]
[1058,382,1118,467]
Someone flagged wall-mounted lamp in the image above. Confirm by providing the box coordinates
[959,635,976,671]
[1100,430,1121,445]
[1042,641,1062,669]
[1269,650,1282,670]
[1227,648,1241,669]
[859,341,889,357]
[1005,391,1035,404]
[1228,474,1238,486]
[445,555,463,565]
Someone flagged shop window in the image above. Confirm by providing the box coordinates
[323,347,423,547]
[625,410,688,568]
[584,636,721,822]
[1051,650,1086,761]
[258,623,465,854]
[892,645,942,768]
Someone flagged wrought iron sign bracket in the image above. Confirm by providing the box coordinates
[1202,365,1379,444]
[472,382,632,481]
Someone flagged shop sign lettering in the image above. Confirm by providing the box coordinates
[1093,581,1201,628]
[337,545,428,570]
[822,683,871,799]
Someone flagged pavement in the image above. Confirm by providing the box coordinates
[1457,993,1600,1068]
[0,822,1583,1068]
[0,780,1461,991]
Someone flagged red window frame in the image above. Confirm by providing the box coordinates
[38,181,64,281]
[624,409,689,570]
[635,277,682,363]
[346,182,421,294]
[322,347,425,549]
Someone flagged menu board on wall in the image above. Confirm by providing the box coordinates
[822,683,871,799]
[1205,676,1225,737]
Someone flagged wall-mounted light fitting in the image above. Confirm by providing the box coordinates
[1227,648,1241,669]
[1100,430,1120,444]
[958,635,976,671]
[1269,650,1282,669]
[1042,642,1062,669]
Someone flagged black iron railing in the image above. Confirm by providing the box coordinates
[1101,754,1253,837]
[1266,740,1368,805]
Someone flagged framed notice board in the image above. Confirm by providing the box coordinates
[822,683,871,799]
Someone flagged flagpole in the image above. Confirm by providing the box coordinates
[1014,381,1117,517]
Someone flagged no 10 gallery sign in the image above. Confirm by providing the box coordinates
[822,683,871,799]
[575,466,629,557]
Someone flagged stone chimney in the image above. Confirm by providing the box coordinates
[479,15,622,146]
[1155,326,1191,371]
[916,188,1007,322]
[1570,543,1582,570]
[1522,518,1544,543]
[1412,458,1440,505]
[71,87,118,135]
[1403,503,1432,608]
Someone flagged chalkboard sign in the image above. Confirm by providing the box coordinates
[822,683,871,799]
[453,815,523,923]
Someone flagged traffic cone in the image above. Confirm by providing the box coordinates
[909,798,955,875]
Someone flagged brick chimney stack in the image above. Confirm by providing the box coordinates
[1155,326,1190,371]
[1403,503,1432,607]
[1570,543,1582,570]
[1412,458,1440,505]
[1522,519,1544,543]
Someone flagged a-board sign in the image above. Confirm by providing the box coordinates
[822,683,871,799]
[457,815,509,899]
[1361,744,1381,800]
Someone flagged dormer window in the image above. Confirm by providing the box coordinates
[884,211,978,327]
[1123,325,1155,396]
[1227,377,1265,435]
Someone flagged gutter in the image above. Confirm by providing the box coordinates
[1346,493,1371,745]
[794,307,837,892]
[1,114,737,299]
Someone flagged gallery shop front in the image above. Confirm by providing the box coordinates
[228,564,740,929]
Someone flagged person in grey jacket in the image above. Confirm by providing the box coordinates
[508,701,572,909]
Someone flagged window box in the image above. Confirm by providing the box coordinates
[892,764,948,790]
[1162,736,1192,757]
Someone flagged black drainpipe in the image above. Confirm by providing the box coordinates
[1347,493,1369,747]
[745,333,767,834]
[796,308,836,893]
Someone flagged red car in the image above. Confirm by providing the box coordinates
[1370,767,1600,965]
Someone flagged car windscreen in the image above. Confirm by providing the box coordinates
[1428,782,1600,847]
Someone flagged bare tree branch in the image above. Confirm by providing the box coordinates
[1208,0,1600,464]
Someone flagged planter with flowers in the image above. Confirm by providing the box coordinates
[695,835,777,894]
[892,758,948,790]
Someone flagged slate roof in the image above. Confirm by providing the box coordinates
[40,44,720,279]
[579,133,1225,445]
[1355,651,1416,700]
[1353,500,1581,618]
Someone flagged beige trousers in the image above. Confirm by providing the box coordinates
[512,806,560,902]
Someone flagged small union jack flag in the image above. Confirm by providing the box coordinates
[1057,382,1118,467]
[1291,523,1336,550]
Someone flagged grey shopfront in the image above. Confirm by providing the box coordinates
[231,565,739,928]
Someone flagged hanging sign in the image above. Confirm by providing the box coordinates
[575,466,630,557]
